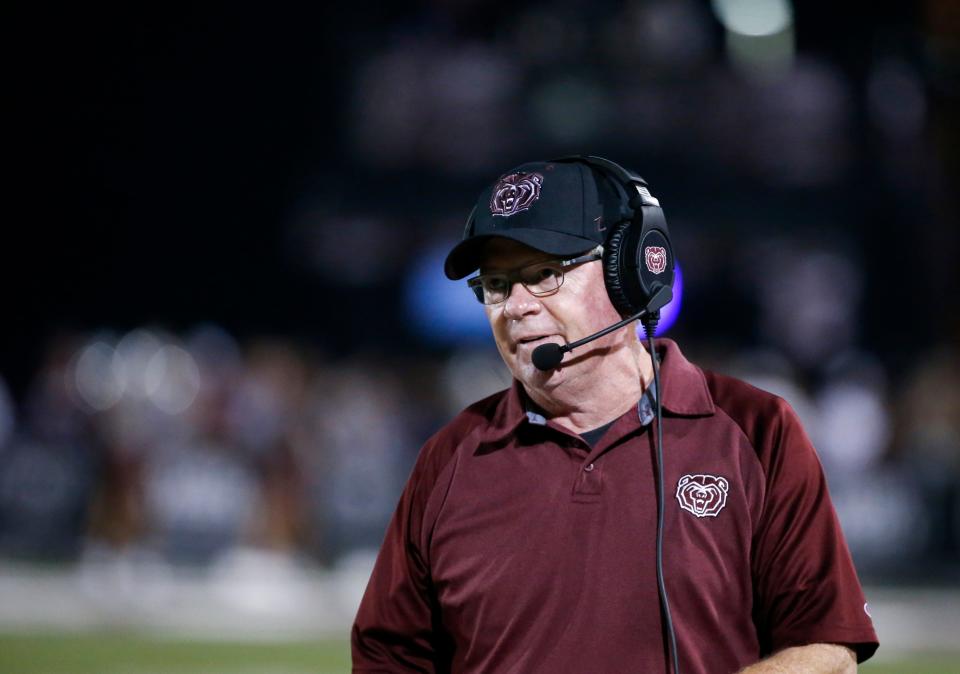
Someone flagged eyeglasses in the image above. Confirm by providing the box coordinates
[467,246,603,305]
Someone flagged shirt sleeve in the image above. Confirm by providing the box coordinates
[351,437,454,673]
[750,398,879,663]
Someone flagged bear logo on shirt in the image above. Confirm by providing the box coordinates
[676,474,729,518]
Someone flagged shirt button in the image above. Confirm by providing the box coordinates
[584,462,595,472]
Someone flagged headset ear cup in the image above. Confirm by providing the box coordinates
[603,219,640,317]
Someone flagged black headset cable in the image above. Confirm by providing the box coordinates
[644,318,680,674]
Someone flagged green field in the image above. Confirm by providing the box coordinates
[0,633,956,673]
[0,633,350,674]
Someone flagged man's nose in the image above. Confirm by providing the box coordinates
[503,281,541,319]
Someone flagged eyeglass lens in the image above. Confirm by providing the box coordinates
[474,262,563,304]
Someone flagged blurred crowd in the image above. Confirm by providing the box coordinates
[0,324,446,568]
[0,310,957,584]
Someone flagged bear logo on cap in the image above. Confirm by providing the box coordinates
[490,172,544,217]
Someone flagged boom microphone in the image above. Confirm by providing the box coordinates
[532,285,673,372]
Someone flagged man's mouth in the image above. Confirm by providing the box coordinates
[516,335,558,348]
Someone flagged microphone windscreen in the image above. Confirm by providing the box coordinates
[532,343,564,371]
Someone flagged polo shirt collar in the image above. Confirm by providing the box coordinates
[655,338,716,417]
[479,338,715,445]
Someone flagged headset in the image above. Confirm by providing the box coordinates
[550,154,676,320]
[459,155,676,318]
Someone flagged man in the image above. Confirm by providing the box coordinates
[352,158,878,673]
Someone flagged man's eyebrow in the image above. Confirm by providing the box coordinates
[480,255,553,274]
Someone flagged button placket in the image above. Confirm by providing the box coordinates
[573,458,603,499]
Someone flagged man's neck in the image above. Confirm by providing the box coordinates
[524,338,654,435]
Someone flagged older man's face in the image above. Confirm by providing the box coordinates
[480,238,624,391]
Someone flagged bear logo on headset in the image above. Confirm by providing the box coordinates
[645,246,668,274]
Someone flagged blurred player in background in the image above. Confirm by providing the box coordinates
[352,157,878,673]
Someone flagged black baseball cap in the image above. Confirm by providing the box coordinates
[444,160,623,280]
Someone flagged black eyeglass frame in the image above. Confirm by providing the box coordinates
[466,245,604,305]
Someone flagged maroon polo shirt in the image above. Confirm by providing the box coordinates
[352,339,878,673]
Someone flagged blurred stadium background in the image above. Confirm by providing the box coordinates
[4,1,959,672]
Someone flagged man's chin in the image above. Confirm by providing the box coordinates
[517,359,564,388]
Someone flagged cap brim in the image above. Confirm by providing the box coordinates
[444,229,599,280]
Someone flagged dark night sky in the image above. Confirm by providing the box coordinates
[6,3,958,397]
[9,7,352,391]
